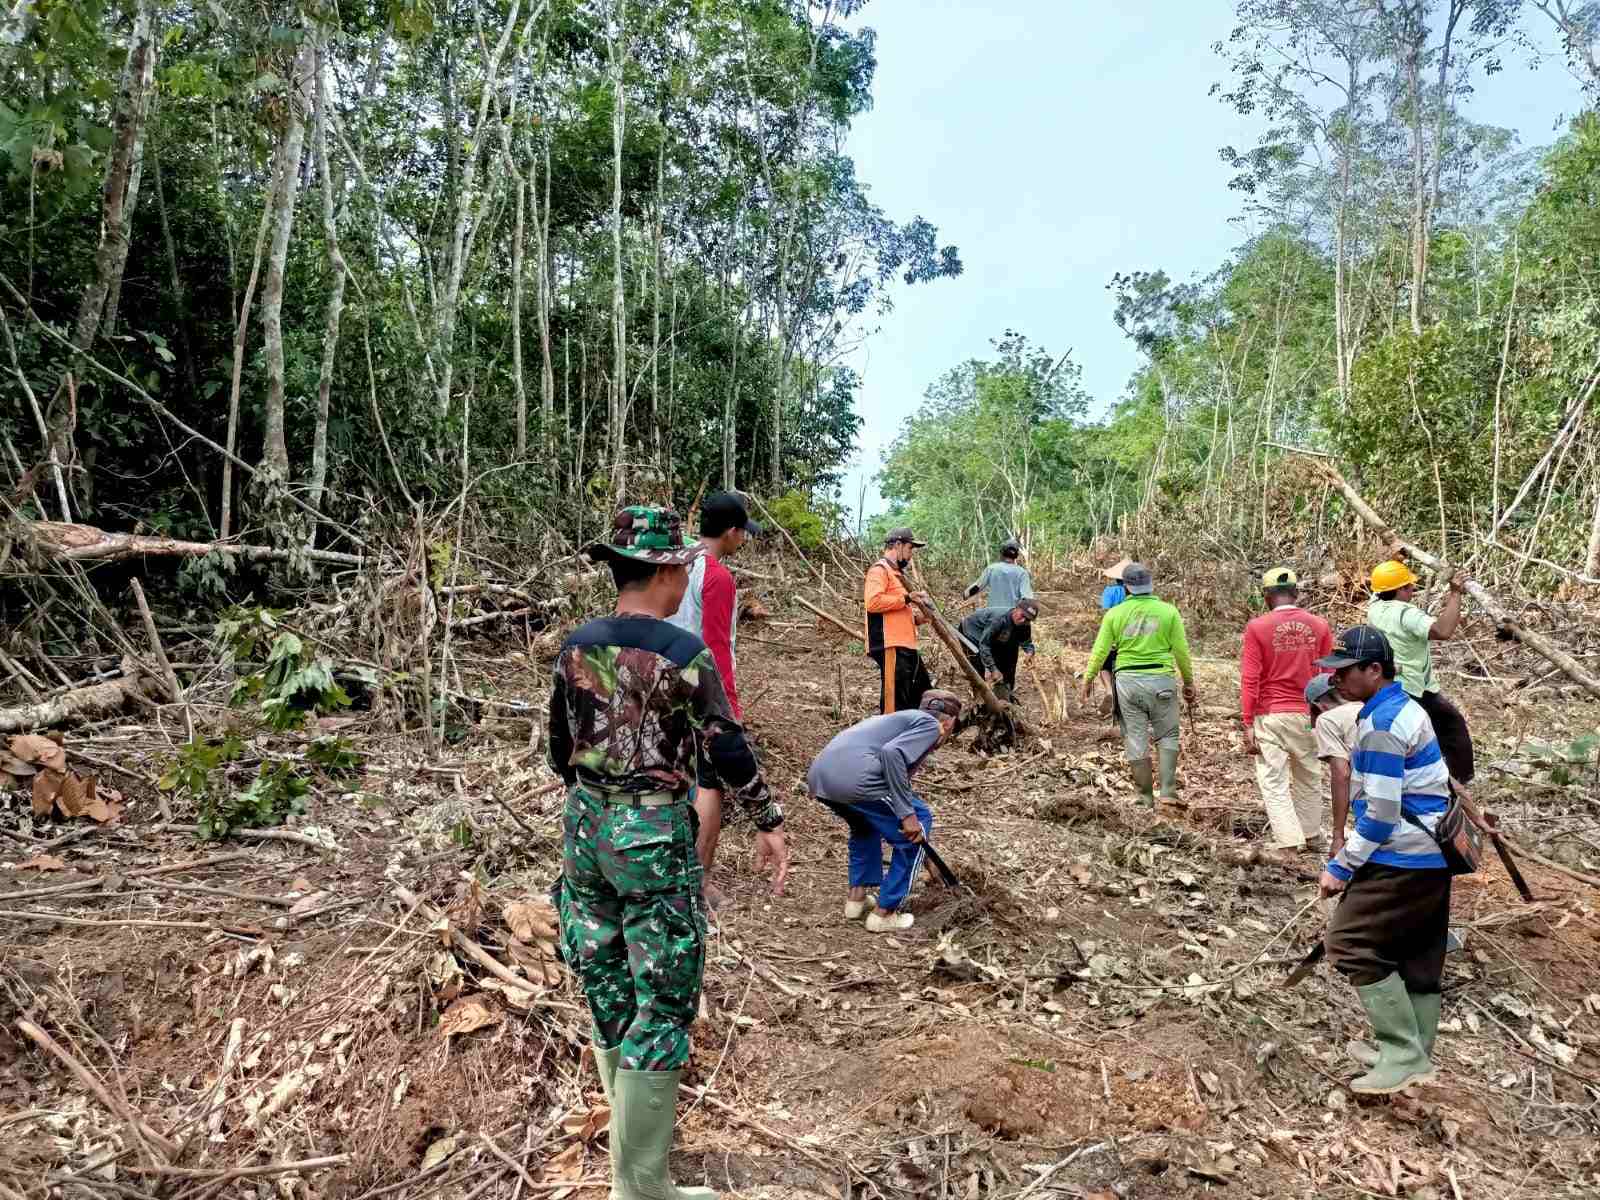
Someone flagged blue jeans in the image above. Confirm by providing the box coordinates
[818,796,932,912]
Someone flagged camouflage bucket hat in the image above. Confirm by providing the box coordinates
[586,505,704,566]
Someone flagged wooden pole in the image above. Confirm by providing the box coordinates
[1303,456,1600,704]
[794,595,856,640]
[901,557,1009,716]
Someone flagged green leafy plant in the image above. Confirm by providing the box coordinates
[764,491,828,551]
[308,735,363,774]
[158,740,312,841]
[217,609,351,731]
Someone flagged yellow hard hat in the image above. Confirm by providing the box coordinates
[1370,560,1418,592]
[1261,567,1298,589]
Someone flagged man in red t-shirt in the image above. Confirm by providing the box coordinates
[1240,568,1333,858]
[668,492,761,909]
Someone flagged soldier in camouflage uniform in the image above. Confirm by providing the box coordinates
[548,505,786,1200]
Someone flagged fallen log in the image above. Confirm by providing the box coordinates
[906,560,1009,718]
[15,520,362,568]
[1306,459,1600,705]
[794,595,857,640]
[0,672,151,733]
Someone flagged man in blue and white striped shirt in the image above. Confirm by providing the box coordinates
[1314,625,1451,1096]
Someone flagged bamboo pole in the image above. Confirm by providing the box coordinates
[1305,457,1600,704]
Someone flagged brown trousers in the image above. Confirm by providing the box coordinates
[1325,864,1451,991]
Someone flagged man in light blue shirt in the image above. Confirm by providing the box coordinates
[966,539,1034,611]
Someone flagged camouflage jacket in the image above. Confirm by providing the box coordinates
[546,613,782,831]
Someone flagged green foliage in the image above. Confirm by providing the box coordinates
[217,609,351,731]
[308,735,363,774]
[763,490,826,551]
[156,735,306,841]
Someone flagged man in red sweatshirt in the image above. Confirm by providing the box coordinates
[668,492,761,909]
[1240,568,1333,858]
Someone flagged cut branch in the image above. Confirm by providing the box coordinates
[1306,457,1600,704]
[17,520,362,568]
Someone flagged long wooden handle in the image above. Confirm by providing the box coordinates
[1490,832,1537,902]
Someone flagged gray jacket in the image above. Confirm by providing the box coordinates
[965,562,1034,610]
[958,606,1036,673]
[806,711,942,819]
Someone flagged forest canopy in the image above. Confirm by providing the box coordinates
[1,0,961,570]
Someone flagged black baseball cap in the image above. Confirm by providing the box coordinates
[701,492,761,538]
[1316,625,1393,669]
[884,527,928,548]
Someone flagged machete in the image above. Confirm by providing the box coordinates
[1484,815,1537,902]
[920,840,963,889]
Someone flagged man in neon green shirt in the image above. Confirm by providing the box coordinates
[1082,563,1197,805]
[1365,559,1474,785]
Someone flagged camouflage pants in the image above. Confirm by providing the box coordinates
[556,784,706,1071]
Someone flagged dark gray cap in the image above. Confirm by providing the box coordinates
[884,527,927,548]
[1305,674,1337,706]
[1316,625,1394,669]
[1123,562,1153,595]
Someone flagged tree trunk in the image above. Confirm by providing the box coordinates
[433,0,525,426]
[69,0,156,356]
[151,151,202,409]
[101,104,148,336]
[220,201,273,540]
[306,33,348,540]
[257,36,314,485]
[651,135,664,469]
[537,138,556,452]
[512,172,527,459]
[608,0,629,502]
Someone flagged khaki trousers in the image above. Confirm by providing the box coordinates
[1254,712,1322,848]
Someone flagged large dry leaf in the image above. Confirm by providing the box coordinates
[54,771,93,818]
[10,734,66,772]
[437,994,500,1041]
[420,1133,464,1172]
[1,755,39,778]
[559,1105,611,1142]
[543,1142,584,1182]
[18,854,67,871]
[31,770,63,818]
[503,899,558,943]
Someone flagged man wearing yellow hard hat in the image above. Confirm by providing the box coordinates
[1366,559,1474,785]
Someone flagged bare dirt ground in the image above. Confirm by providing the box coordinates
[4,565,1600,1200]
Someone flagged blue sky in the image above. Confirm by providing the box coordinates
[835,2,1585,525]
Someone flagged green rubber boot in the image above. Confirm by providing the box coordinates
[595,1043,622,1183]
[612,1069,715,1200]
[1351,973,1436,1095]
[1158,746,1180,802]
[1129,760,1155,807]
[1410,990,1442,1059]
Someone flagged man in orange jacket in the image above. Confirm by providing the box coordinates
[864,528,934,714]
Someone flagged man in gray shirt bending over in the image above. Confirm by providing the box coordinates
[807,691,964,933]
[966,539,1035,611]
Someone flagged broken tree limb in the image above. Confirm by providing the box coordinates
[16,1019,180,1161]
[794,595,856,640]
[17,520,362,568]
[1306,459,1600,705]
[909,598,1008,717]
[0,672,150,733]
[903,557,1009,717]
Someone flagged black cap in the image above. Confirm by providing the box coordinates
[701,492,761,538]
[1017,598,1041,619]
[884,527,928,548]
[1316,625,1393,669]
